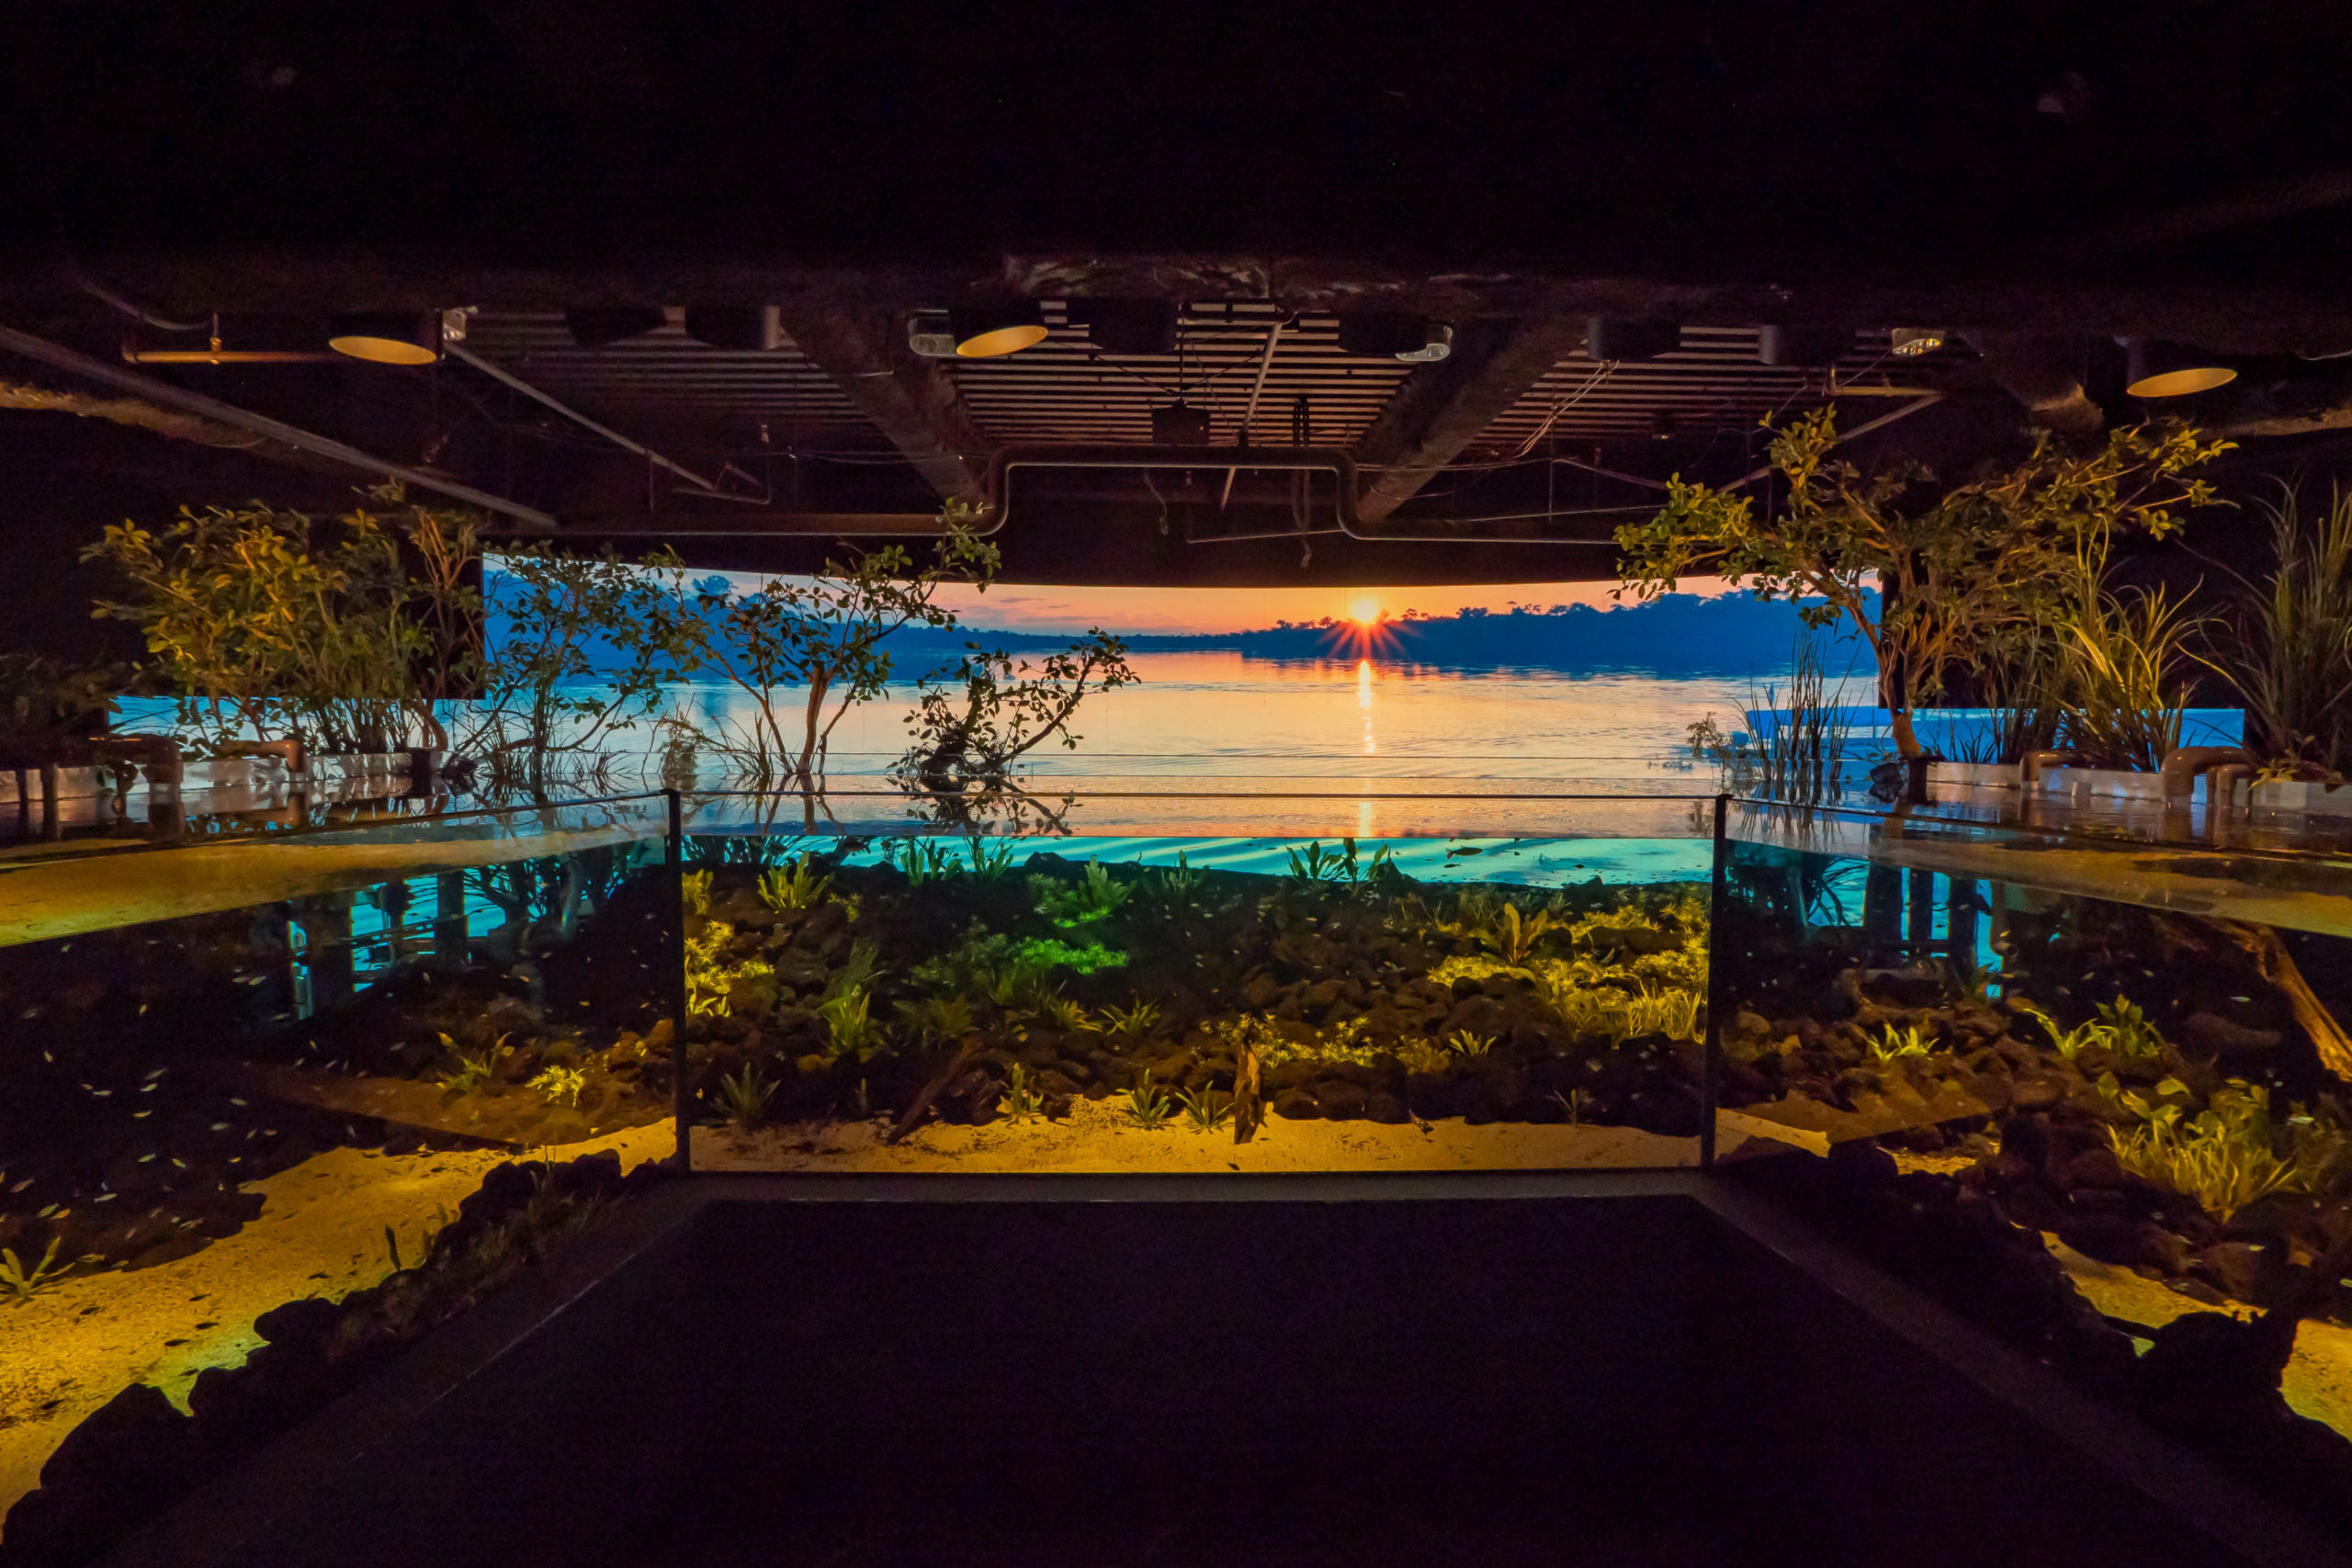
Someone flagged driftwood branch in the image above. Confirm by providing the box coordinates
[888,1039,977,1145]
[1233,1040,1264,1144]
[2221,920,2352,1084]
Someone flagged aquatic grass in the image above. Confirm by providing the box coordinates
[1030,861,1131,926]
[1395,1037,1451,1075]
[2055,573,2211,773]
[2104,1081,2316,1224]
[436,1031,512,1094]
[963,836,1020,881]
[2215,483,2352,777]
[716,1062,775,1130]
[1284,838,1395,889]
[1,1237,72,1305]
[891,837,958,885]
[1627,988,1702,1043]
[998,1063,1047,1122]
[758,853,833,911]
[1176,1087,1233,1133]
[1142,851,1202,914]
[528,1066,585,1107]
[820,988,884,1061]
[1444,1029,1496,1056]
[1033,990,1092,1032]
[1476,901,1561,965]
[1554,1088,1594,1125]
[681,868,713,917]
[2013,996,2166,1064]
[893,994,973,1046]
[1097,999,1163,1042]
[1867,1022,1934,1063]
[1125,1077,1175,1130]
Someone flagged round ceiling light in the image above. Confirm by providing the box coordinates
[2123,338,2237,399]
[326,311,443,365]
[950,302,1048,357]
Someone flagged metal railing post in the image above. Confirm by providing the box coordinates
[1702,792,1729,1171]
[666,787,691,1173]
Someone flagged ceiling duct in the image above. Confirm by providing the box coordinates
[1584,318,1680,361]
[1069,299,1179,355]
[684,305,786,351]
[1150,400,1210,445]
[564,306,668,348]
[1338,313,1442,359]
[1758,324,1854,367]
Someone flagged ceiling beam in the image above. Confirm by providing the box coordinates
[1351,311,1591,524]
[767,296,991,504]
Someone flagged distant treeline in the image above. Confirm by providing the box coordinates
[489,567,1876,681]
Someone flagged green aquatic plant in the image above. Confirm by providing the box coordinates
[1868,1023,1935,1063]
[1244,1015,1383,1069]
[1176,1086,1234,1133]
[998,1063,1048,1122]
[1629,988,1702,1043]
[1284,837,1396,889]
[1554,1088,1593,1125]
[685,923,774,1020]
[1097,999,1162,1042]
[758,853,833,911]
[436,1031,512,1094]
[528,1066,586,1108]
[1475,901,1562,965]
[1,1237,73,1305]
[2013,997,2165,1064]
[821,988,885,1061]
[716,1062,776,1131]
[1125,1077,1175,1130]
[1032,989,1091,1032]
[1444,1029,1496,1057]
[1396,1037,1452,1075]
[893,994,973,1046]
[1030,861,1132,926]
[964,836,1020,882]
[1142,852,1202,913]
[2221,484,2352,778]
[891,836,959,885]
[2105,1078,2314,1223]
[681,868,713,917]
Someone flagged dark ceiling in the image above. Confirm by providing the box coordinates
[6,2,2352,592]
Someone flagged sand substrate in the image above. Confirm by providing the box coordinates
[0,1122,675,1529]
[693,1097,1703,1174]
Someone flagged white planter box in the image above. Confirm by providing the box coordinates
[2246,779,2352,817]
[1927,761,2019,791]
[2036,766,2190,804]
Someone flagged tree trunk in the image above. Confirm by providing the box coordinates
[1890,705,1924,760]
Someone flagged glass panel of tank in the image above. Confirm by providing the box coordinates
[0,797,679,1524]
[1713,798,2352,1454]
[673,791,1719,1174]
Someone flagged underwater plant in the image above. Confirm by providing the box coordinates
[528,1066,586,1108]
[1141,852,1202,914]
[2104,1079,2314,1223]
[1554,1088,1593,1125]
[685,923,774,1019]
[758,853,833,911]
[998,1063,1048,1122]
[821,988,885,1061]
[893,994,974,1046]
[1474,901,1562,965]
[2013,996,2166,1064]
[1396,1037,1452,1075]
[1176,1086,1234,1133]
[1,1237,74,1305]
[1444,1029,1496,1056]
[964,836,1020,881]
[436,1031,512,1093]
[1031,989,1091,1032]
[1030,861,1132,926]
[1097,999,1163,1042]
[891,837,959,885]
[1627,987,1702,1043]
[1284,838,1396,889]
[1125,1077,1175,1130]
[681,868,714,917]
[1867,1023,1935,1063]
[716,1062,776,1130]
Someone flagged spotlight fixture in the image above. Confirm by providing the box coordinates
[1584,318,1680,361]
[684,305,786,351]
[1150,400,1210,446]
[1758,324,1854,367]
[1889,327,1947,357]
[949,301,1049,357]
[1337,313,1451,361]
[564,307,668,348]
[2121,338,2236,399]
[326,311,442,366]
[1069,299,1179,355]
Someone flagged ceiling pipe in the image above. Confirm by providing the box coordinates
[443,342,764,502]
[1218,318,1285,511]
[1961,334,2103,434]
[0,324,558,527]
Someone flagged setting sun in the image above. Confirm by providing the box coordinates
[1348,596,1382,626]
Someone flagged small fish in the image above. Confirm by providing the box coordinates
[8,1178,31,1193]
